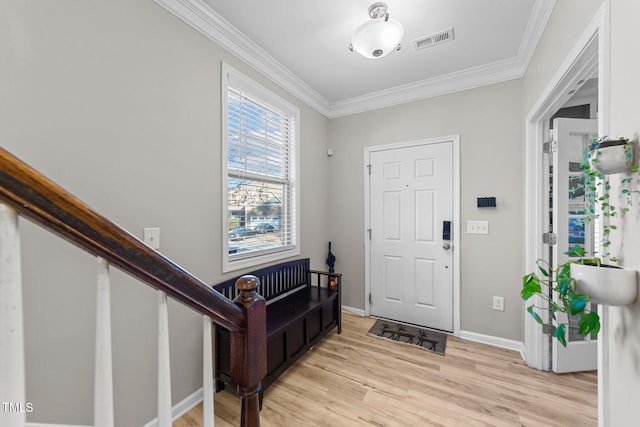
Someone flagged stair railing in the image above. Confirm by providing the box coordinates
[0,147,266,427]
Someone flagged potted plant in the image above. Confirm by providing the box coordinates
[522,135,639,346]
[523,244,637,347]
[522,245,601,347]
[570,260,636,306]
[579,136,638,261]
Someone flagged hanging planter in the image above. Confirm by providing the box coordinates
[570,262,637,306]
[580,135,638,261]
[590,137,634,175]
[523,135,640,346]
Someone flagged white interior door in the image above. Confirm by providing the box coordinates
[369,141,453,332]
[551,117,598,373]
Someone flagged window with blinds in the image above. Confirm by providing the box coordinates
[222,64,300,272]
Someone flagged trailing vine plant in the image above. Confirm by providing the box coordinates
[573,136,637,262]
[523,136,637,346]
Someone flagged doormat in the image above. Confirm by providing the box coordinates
[367,319,447,355]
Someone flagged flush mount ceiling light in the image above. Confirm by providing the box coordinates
[349,2,404,59]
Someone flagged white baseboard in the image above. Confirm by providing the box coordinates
[25,387,205,427]
[519,343,526,361]
[24,387,205,427]
[342,305,365,316]
[459,330,524,355]
[142,387,205,427]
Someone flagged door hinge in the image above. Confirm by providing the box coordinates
[543,141,557,154]
[367,228,372,240]
[543,232,557,245]
[369,292,372,305]
[367,164,372,175]
[542,323,556,336]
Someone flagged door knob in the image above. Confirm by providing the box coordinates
[443,242,451,250]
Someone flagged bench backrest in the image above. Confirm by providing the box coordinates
[213,258,311,302]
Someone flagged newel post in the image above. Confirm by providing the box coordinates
[231,275,266,427]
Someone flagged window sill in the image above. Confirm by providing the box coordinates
[223,246,300,273]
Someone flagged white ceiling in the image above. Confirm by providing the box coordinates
[155,0,556,117]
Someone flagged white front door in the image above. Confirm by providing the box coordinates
[551,118,598,373]
[368,140,454,332]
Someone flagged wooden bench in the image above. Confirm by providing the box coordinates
[214,258,342,398]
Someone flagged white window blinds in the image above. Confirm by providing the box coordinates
[222,64,299,271]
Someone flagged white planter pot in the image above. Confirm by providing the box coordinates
[593,142,633,175]
[570,263,637,306]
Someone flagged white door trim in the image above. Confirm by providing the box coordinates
[523,3,609,426]
[364,135,461,336]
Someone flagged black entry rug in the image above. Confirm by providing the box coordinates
[367,319,447,355]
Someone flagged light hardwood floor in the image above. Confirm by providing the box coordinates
[175,311,597,426]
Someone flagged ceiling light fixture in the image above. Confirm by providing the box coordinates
[349,2,404,59]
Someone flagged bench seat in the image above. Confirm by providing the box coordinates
[267,286,337,336]
[214,259,341,397]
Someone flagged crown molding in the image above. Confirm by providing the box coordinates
[517,0,557,71]
[154,0,556,118]
[329,56,526,117]
[154,0,331,116]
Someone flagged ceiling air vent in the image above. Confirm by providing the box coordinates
[413,27,455,51]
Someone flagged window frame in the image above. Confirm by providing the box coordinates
[221,63,300,273]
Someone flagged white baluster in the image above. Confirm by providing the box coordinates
[203,316,214,427]
[0,204,26,427]
[94,257,114,427]
[157,291,172,427]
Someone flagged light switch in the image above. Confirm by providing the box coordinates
[467,220,489,234]
[143,227,160,249]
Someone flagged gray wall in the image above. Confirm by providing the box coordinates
[1,0,329,425]
[328,79,525,341]
[522,0,605,110]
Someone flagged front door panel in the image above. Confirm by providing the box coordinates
[370,141,453,331]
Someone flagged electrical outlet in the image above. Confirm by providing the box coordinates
[143,227,160,250]
[492,296,505,311]
[467,220,489,234]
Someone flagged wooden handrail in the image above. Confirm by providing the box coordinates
[0,147,245,333]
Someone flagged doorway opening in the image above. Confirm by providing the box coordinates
[524,2,609,425]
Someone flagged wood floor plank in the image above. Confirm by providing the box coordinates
[175,311,597,426]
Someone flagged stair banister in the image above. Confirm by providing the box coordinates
[0,147,266,427]
[0,146,244,330]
